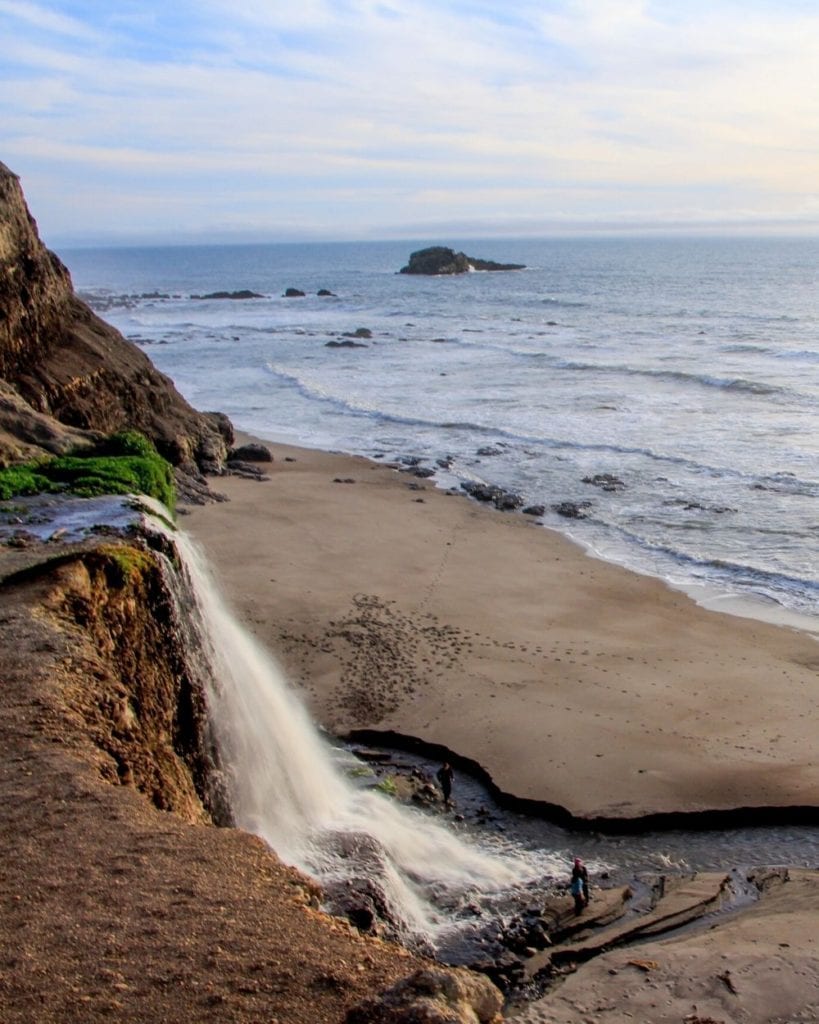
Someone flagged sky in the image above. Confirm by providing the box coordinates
[3,0,819,245]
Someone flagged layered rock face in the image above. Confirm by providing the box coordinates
[0,162,232,475]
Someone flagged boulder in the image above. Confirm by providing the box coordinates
[552,500,592,519]
[399,246,525,275]
[326,339,368,348]
[582,473,625,492]
[461,481,524,511]
[346,967,503,1024]
[229,443,273,463]
[283,287,306,297]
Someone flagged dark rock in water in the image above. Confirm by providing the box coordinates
[468,951,526,993]
[476,446,503,457]
[406,467,435,479]
[553,500,592,519]
[436,456,454,469]
[522,504,546,517]
[326,339,368,348]
[283,287,306,297]
[399,246,526,276]
[461,481,499,503]
[229,443,272,463]
[325,876,393,938]
[501,910,552,954]
[663,497,736,514]
[342,327,373,339]
[582,473,625,492]
[192,289,263,300]
[461,481,524,511]
[317,289,336,297]
[494,491,524,511]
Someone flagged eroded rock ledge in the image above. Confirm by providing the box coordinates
[347,728,819,833]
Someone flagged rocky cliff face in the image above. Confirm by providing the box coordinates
[0,535,504,1024]
[0,162,232,477]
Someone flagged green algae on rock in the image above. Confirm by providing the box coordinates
[0,430,176,510]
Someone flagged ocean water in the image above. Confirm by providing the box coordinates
[60,236,819,621]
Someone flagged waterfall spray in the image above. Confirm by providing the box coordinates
[157,525,563,947]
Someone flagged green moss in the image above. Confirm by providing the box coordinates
[0,465,60,501]
[0,431,176,511]
[96,543,154,586]
[375,775,398,797]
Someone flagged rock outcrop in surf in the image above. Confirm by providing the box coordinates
[399,246,525,275]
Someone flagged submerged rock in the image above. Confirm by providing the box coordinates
[552,500,592,519]
[461,480,524,511]
[191,289,262,300]
[582,473,626,492]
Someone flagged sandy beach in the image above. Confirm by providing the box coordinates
[185,439,819,822]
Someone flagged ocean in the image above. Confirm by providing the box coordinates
[59,236,819,623]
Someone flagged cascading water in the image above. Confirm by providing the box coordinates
[163,526,564,949]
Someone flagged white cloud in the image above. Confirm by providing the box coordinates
[0,0,101,39]
[3,0,819,240]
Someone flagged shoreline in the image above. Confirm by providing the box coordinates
[185,435,819,822]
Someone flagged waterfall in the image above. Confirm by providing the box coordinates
[165,527,562,946]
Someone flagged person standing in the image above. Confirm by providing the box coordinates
[570,857,589,914]
[436,762,454,808]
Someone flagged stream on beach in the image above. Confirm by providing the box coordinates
[163,519,819,975]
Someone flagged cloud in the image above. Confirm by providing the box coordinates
[2,0,819,241]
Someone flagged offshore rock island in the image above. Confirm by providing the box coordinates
[2,161,819,1023]
[398,246,526,275]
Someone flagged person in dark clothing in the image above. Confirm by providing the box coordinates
[570,857,589,914]
[436,762,454,807]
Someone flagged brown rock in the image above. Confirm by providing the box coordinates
[0,162,232,474]
[346,966,503,1024]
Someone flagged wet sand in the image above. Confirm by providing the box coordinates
[185,440,819,822]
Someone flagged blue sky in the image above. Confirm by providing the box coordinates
[3,0,819,244]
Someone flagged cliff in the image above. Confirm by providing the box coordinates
[0,162,232,482]
[0,165,507,1023]
[0,536,439,1023]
